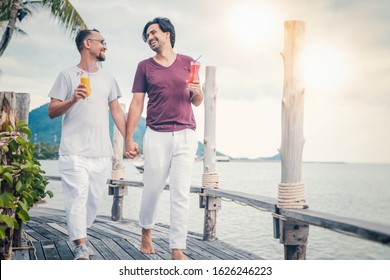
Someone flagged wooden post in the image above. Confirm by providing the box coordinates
[202,66,221,241]
[15,93,30,126]
[0,92,30,128]
[278,21,309,260]
[109,103,127,221]
[1,91,17,130]
[0,92,30,250]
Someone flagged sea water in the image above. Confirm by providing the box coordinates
[38,160,390,260]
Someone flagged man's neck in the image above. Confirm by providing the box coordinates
[154,49,176,67]
[78,57,99,73]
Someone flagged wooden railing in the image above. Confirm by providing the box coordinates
[106,178,390,247]
[45,175,390,259]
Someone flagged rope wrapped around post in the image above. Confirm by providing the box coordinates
[277,182,308,209]
[202,172,219,188]
[111,168,125,180]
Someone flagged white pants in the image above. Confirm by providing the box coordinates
[59,155,111,242]
[140,127,198,249]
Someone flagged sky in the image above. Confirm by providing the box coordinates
[1,0,389,163]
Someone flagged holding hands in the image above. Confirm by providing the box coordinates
[125,139,140,159]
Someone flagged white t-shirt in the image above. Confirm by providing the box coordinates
[49,66,122,157]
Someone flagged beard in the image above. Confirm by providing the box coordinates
[97,51,106,62]
[97,55,106,62]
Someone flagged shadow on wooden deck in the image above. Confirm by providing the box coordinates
[14,207,262,260]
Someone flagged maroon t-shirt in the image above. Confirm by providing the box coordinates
[132,54,196,132]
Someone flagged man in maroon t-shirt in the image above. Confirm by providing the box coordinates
[125,17,203,260]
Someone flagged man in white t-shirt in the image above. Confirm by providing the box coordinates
[48,29,126,260]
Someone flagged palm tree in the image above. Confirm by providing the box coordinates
[0,0,88,58]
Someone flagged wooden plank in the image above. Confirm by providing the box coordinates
[45,175,61,181]
[31,241,44,260]
[92,222,141,240]
[47,222,69,238]
[41,240,61,260]
[12,241,31,260]
[33,214,67,225]
[13,249,30,260]
[107,179,203,194]
[54,240,74,260]
[190,236,262,260]
[29,221,69,241]
[29,223,62,241]
[152,238,176,260]
[101,238,134,260]
[186,238,224,260]
[188,238,244,260]
[108,179,143,188]
[87,240,104,260]
[23,228,38,242]
[205,188,278,212]
[279,208,390,245]
[95,223,146,252]
[216,240,263,260]
[112,231,168,260]
[107,231,165,260]
[158,238,208,260]
[23,224,49,241]
[88,223,127,240]
[89,239,119,260]
[156,222,204,240]
[113,238,149,260]
[94,223,147,258]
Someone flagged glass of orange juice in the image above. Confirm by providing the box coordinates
[80,73,91,98]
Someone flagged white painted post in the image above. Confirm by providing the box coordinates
[202,66,220,241]
[278,20,309,260]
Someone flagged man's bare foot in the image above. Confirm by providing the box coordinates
[141,228,155,254]
[171,249,188,260]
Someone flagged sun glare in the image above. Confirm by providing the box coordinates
[304,45,349,94]
[227,3,279,49]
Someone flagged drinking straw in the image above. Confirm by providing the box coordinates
[194,55,202,62]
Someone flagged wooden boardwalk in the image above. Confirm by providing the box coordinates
[13,207,262,260]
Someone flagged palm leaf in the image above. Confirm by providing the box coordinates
[0,1,10,25]
[20,0,88,38]
[41,0,88,38]
[0,0,88,58]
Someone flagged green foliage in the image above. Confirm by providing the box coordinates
[0,121,53,240]
[33,143,59,159]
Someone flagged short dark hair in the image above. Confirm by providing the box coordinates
[142,17,176,48]
[75,28,100,52]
